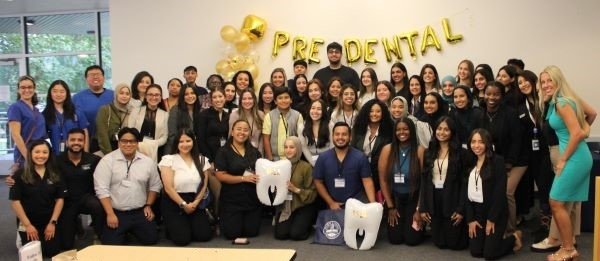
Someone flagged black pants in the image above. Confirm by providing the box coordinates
[469,202,515,260]
[161,192,212,246]
[431,189,468,250]
[219,204,262,240]
[101,208,158,245]
[19,219,61,258]
[387,193,424,245]
[58,194,105,250]
[531,150,554,215]
[274,203,317,240]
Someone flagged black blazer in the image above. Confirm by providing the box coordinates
[419,148,473,217]
[465,155,508,224]
[351,133,391,190]
[480,105,522,167]
[195,107,230,162]
[449,107,484,146]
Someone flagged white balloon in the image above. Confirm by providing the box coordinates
[344,198,383,250]
[255,158,292,206]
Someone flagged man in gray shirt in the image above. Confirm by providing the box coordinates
[94,127,162,245]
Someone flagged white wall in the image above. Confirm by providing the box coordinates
[110,0,600,136]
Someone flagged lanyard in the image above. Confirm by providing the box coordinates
[525,100,536,128]
[280,113,288,137]
[125,159,133,179]
[396,147,410,170]
[56,111,65,141]
[232,144,252,170]
[436,150,449,181]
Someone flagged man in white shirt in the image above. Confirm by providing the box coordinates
[94,127,162,245]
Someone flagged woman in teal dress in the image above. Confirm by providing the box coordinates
[541,65,592,261]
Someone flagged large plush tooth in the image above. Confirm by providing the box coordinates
[344,198,383,250]
[255,159,292,206]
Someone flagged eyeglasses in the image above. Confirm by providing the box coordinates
[146,93,161,98]
[119,139,138,145]
[87,72,103,78]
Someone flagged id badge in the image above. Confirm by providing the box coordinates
[220,137,227,146]
[311,155,319,163]
[433,179,444,189]
[121,179,133,188]
[462,143,468,149]
[394,173,405,184]
[243,170,254,176]
[59,142,66,152]
[143,136,154,141]
[532,139,540,151]
[81,164,91,170]
[334,178,345,188]
[286,192,293,201]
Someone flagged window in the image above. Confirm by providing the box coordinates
[0,11,110,155]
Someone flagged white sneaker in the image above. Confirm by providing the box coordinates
[531,238,561,252]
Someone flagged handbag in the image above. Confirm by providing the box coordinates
[313,209,345,245]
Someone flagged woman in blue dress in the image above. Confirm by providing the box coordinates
[42,80,89,154]
[541,65,592,261]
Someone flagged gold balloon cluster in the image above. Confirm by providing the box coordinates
[216,15,267,80]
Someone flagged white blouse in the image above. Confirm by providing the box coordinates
[468,167,483,203]
[158,154,211,193]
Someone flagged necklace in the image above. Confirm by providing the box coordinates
[486,110,498,122]
[400,146,410,157]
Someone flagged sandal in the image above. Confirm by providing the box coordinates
[547,247,579,261]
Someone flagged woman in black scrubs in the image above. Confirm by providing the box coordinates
[214,119,262,241]
[10,140,65,257]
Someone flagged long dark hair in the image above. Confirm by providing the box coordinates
[468,128,495,180]
[21,140,59,184]
[131,71,154,100]
[353,99,393,142]
[257,83,276,112]
[302,99,330,148]
[43,80,76,124]
[424,116,461,175]
[419,92,448,128]
[390,62,409,88]
[386,117,421,195]
[176,85,201,130]
[170,129,205,174]
[420,64,440,91]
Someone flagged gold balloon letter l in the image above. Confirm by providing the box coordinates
[442,18,463,43]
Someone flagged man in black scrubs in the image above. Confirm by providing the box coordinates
[57,128,104,249]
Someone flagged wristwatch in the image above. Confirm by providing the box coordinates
[179,201,187,208]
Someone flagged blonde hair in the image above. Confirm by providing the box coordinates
[541,65,587,129]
